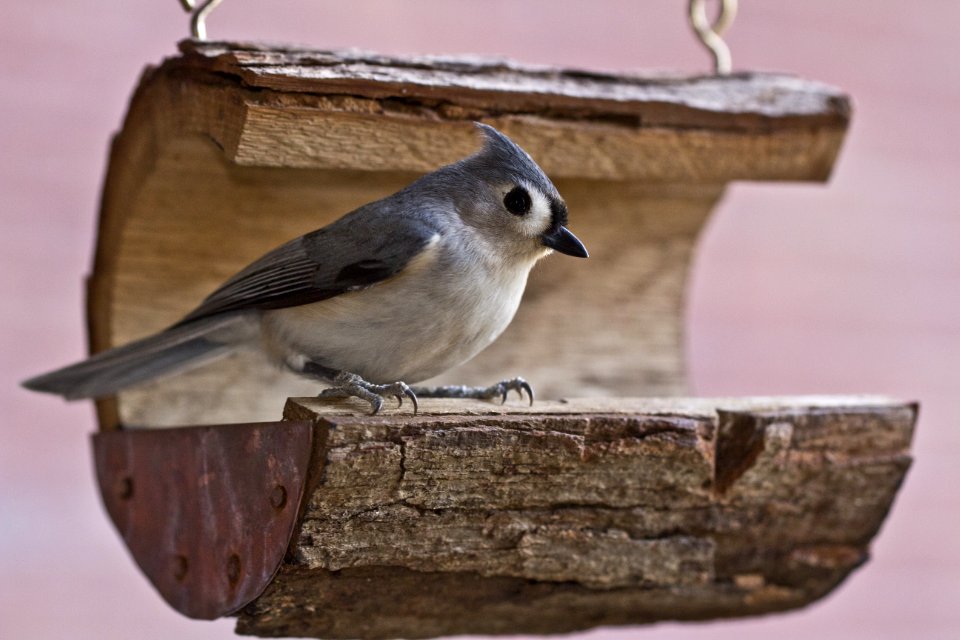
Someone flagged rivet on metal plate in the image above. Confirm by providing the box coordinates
[173,555,189,582]
[116,476,134,500]
[270,485,287,510]
[227,554,241,585]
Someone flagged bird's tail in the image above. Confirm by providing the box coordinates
[22,314,250,400]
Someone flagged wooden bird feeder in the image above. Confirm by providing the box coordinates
[85,31,915,639]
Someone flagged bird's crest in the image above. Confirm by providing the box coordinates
[474,123,535,168]
[472,123,558,200]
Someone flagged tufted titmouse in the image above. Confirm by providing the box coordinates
[24,124,588,414]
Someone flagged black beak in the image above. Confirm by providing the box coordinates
[541,225,589,258]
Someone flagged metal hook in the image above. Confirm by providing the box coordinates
[179,0,225,40]
[688,0,738,74]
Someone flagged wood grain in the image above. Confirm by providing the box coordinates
[233,396,914,638]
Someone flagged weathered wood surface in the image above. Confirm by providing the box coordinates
[236,396,915,638]
[182,41,850,130]
[88,42,850,430]
[175,40,850,180]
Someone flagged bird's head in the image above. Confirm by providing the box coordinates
[442,123,588,261]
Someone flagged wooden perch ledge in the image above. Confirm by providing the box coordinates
[99,395,910,638]
[228,396,914,637]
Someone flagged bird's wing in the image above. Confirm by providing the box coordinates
[176,206,440,325]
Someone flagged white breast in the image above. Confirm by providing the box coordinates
[259,234,535,384]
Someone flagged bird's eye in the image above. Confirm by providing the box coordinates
[503,186,532,216]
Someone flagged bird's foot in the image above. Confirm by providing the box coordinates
[318,372,418,416]
[411,377,534,406]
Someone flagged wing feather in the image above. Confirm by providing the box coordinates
[177,205,440,325]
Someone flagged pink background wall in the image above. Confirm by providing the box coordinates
[2,1,957,638]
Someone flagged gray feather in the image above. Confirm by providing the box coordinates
[22,315,243,400]
[178,209,440,324]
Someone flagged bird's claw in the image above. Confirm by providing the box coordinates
[410,377,535,406]
[494,377,534,406]
[323,376,533,414]
[380,381,419,415]
[368,394,385,416]
[319,373,419,416]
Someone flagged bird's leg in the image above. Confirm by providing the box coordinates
[411,377,534,406]
[303,362,418,416]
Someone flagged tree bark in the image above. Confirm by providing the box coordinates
[235,396,914,638]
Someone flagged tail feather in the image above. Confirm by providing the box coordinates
[22,315,246,400]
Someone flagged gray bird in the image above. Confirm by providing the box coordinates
[23,124,588,415]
